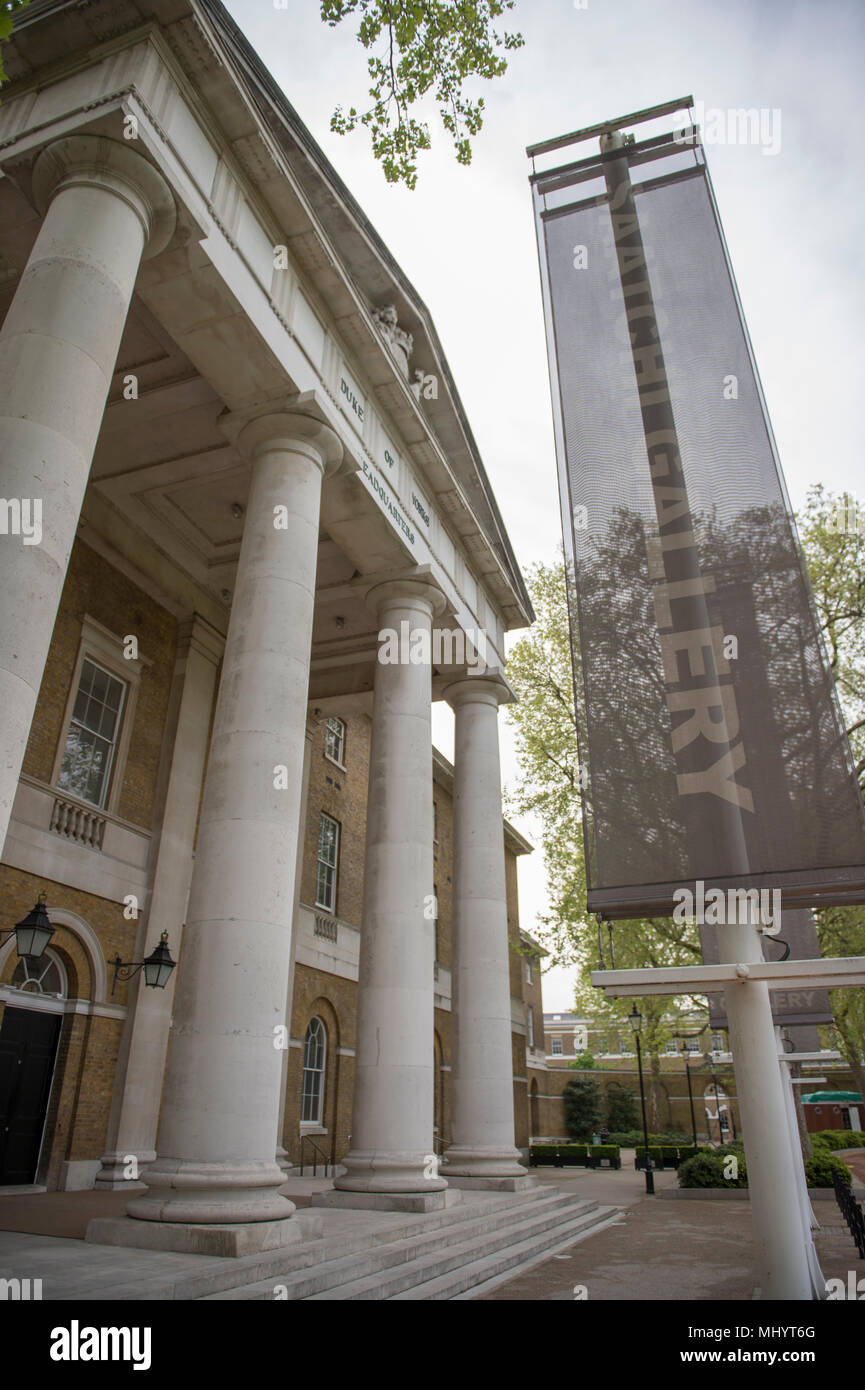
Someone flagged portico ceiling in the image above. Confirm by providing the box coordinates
[2,0,534,632]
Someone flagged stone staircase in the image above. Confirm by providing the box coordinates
[202,1187,618,1301]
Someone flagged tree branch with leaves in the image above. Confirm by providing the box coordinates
[321,0,523,187]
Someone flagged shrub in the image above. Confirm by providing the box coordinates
[804,1151,853,1189]
[529,1143,587,1160]
[607,1130,692,1147]
[634,1145,665,1168]
[563,1076,603,1141]
[811,1130,865,1151]
[605,1084,639,1132]
[678,1152,728,1188]
[678,1147,747,1188]
[588,1144,620,1159]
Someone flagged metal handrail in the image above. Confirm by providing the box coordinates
[299,1134,328,1178]
[833,1170,865,1259]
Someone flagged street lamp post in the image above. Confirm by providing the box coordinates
[629,1004,654,1195]
[682,1046,698,1151]
[711,1071,731,1142]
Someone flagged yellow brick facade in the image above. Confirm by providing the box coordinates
[0,546,542,1188]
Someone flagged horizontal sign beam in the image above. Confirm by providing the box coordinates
[591,956,865,998]
[526,95,694,158]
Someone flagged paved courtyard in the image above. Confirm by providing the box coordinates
[0,1152,861,1302]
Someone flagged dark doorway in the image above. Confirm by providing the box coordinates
[0,1007,61,1184]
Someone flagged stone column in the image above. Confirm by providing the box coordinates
[442,676,527,1186]
[95,615,223,1188]
[126,413,342,1235]
[331,579,447,1205]
[0,135,175,850]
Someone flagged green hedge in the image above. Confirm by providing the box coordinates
[804,1152,853,1188]
[810,1130,865,1151]
[529,1143,621,1169]
[635,1146,665,1168]
[678,1147,851,1190]
[588,1144,621,1168]
[607,1130,692,1148]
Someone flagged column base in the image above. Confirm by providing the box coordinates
[442,1146,528,1181]
[94,1150,154,1190]
[444,1175,536,1192]
[85,1213,320,1258]
[311,1188,460,1214]
[125,1158,295,1225]
[333,1149,448,1195]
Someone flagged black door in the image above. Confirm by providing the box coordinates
[0,1007,61,1184]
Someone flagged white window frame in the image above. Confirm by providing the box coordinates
[51,616,146,816]
[300,1017,326,1127]
[551,1036,563,1055]
[527,1006,535,1048]
[9,948,67,999]
[315,812,340,913]
[525,959,532,984]
[324,716,346,770]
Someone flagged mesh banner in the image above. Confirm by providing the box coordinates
[532,133,865,933]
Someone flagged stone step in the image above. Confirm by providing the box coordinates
[202,1190,590,1301]
[306,1198,611,1301]
[93,1185,558,1302]
[390,1205,619,1300]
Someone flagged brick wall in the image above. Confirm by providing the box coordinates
[22,537,176,829]
[300,714,371,925]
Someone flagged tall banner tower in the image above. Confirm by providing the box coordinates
[529,97,865,1299]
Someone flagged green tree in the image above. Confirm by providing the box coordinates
[505,555,706,1128]
[798,487,865,1099]
[567,1051,595,1070]
[0,0,29,87]
[507,486,865,1116]
[321,0,523,187]
[605,1083,639,1131]
[798,485,865,788]
[562,1076,602,1141]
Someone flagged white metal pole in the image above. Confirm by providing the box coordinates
[717,909,814,1298]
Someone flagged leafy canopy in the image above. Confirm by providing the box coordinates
[0,0,28,86]
[321,0,523,187]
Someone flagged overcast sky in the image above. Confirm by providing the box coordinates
[225,0,865,1008]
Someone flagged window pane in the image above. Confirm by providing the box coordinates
[325,718,344,762]
[59,660,127,808]
[78,661,96,697]
[90,665,108,703]
[301,1019,325,1123]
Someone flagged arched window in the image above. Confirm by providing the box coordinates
[301,1017,326,1124]
[10,950,66,998]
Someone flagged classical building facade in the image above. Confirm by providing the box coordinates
[0,0,540,1240]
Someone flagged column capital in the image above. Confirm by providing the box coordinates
[222,409,344,477]
[365,571,448,620]
[444,672,516,710]
[32,135,176,260]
